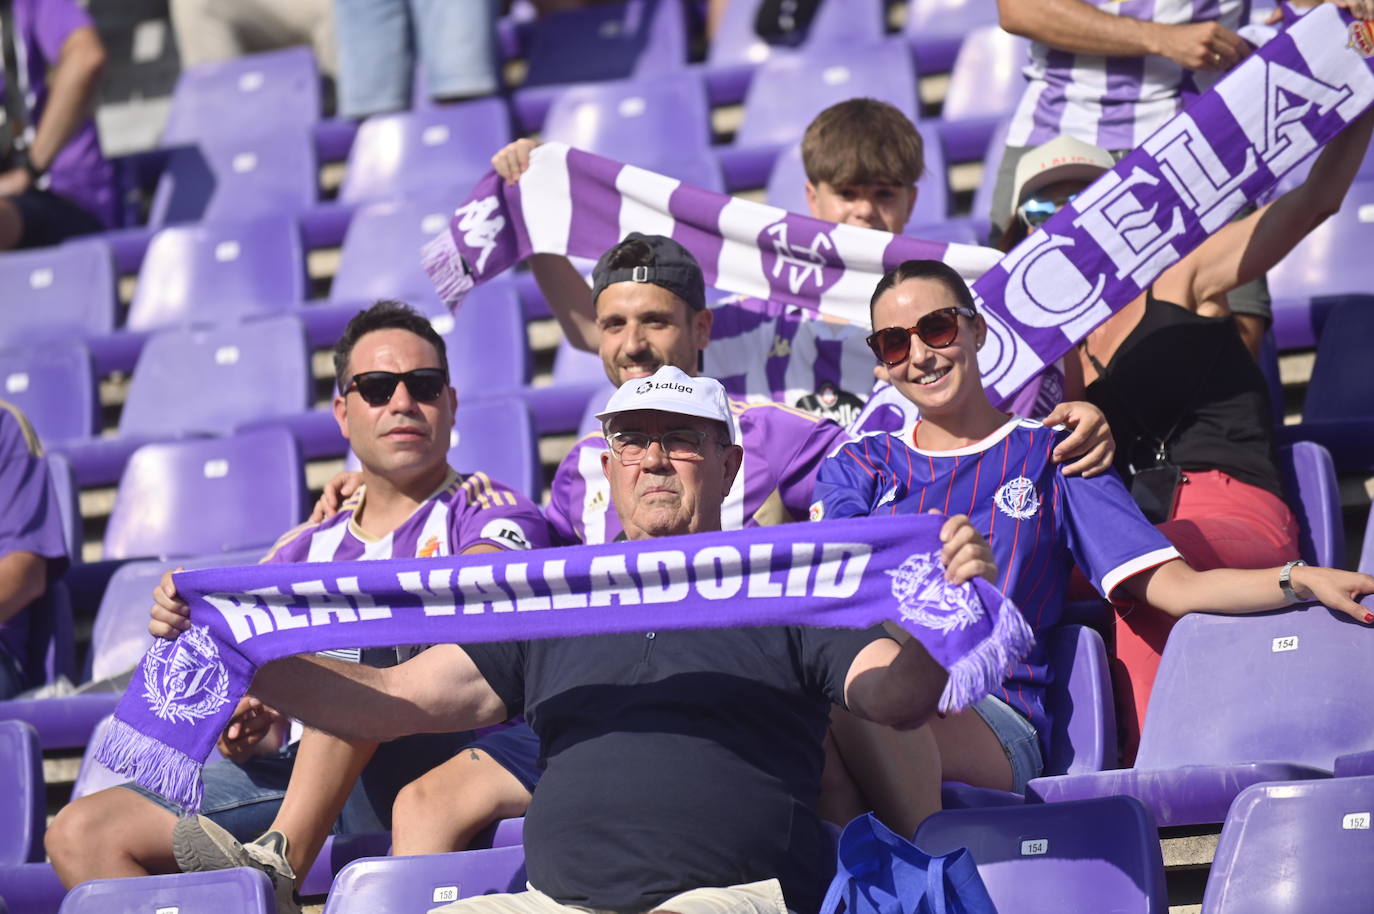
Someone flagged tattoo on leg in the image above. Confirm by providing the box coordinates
[469,750,480,761]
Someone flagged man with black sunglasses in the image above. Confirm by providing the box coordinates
[48,301,554,913]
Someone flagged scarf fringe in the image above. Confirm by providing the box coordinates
[421,228,474,311]
[938,603,1036,714]
[93,716,205,813]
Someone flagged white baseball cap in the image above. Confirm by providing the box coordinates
[595,366,736,444]
[1012,135,1115,207]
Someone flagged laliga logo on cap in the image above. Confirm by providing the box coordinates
[142,625,231,725]
[635,380,695,395]
[887,552,985,634]
[1350,20,1374,57]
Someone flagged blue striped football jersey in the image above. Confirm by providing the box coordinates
[814,416,1179,744]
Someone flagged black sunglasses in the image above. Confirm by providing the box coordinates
[344,369,448,407]
[866,307,978,367]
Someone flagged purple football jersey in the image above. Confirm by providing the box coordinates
[264,468,550,564]
[547,398,850,545]
[0,401,69,675]
[814,416,1179,745]
[705,296,877,427]
[2,0,115,225]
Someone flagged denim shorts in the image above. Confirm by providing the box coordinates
[466,722,542,794]
[121,730,473,841]
[970,695,1043,794]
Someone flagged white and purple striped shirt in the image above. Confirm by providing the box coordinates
[262,468,551,665]
[1007,0,1249,151]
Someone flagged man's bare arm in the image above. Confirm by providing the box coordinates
[0,551,47,625]
[997,0,1247,71]
[248,644,510,742]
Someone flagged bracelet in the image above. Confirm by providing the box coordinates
[1279,559,1307,604]
[22,155,45,182]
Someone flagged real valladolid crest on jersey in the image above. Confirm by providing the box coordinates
[994,476,1041,520]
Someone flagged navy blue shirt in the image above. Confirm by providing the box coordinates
[464,624,884,913]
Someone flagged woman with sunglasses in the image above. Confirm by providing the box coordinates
[812,259,1374,809]
[999,111,1374,759]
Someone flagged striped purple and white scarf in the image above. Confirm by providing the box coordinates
[97,516,1030,812]
[423,4,1374,406]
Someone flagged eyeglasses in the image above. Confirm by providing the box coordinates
[607,428,722,464]
[1018,192,1079,229]
[344,369,448,407]
[866,307,978,366]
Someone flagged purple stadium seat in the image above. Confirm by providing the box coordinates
[1334,750,1374,777]
[0,721,43,865]
[0,342,98,446]
[0,239,115,354]
[937,26,1029,163]
[704,0,887,104]
[322,845,528,914]
[58,869,275,914]
[942,625,1115,809]
[429,281,530,403]
[514,0,689,132]
[52,316,317,487]
[541,72,723,191]
[1201,777,1374,913]
[1028,602,1374,827]
[299,818,525,896]
[723,39,919,190]
[528,339,612,438]
[46,453,80,565]
[1277,300,1374,473]
[339,99,513,206]
[162,47,321,147]
[915,797,1167,914]
[127,217,306,332]
[904,0,1000,76]
[765,137,950,231]
[1267,180,1374,350]
[22,578,76,693]
[1277,441,1344,569]
[331,198,453,309]
[0,863,64,914]
[103,427,304,561]
[149,126,319,227]
[1361,501,1374,574]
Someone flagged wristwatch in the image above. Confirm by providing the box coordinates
[1279,559,1307,604]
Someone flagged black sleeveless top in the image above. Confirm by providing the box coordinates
[1084,290,1283,499]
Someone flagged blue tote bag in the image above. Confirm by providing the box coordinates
[819,813,997,914]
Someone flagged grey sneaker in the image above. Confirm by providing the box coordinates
[172,816,301,914]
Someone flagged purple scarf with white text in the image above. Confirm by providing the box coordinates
[422,4,1374,407]
[96,515,1030,812]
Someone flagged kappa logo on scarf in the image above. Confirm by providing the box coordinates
[760,218,842,297]
[993,477,1040,520]
[887,552,985,634]
[142,625,231,725]
[453,196,506,272]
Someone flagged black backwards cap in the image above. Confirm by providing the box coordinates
[590,232,707,311]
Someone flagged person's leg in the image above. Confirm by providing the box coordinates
[0,198,23,250]
[391,748,532,854]
[47,787,180,887]
[48,753,293,888]
[269,731,378,877]
[410,0,500,101]
[332,0,413,118]
[823,710,942,838]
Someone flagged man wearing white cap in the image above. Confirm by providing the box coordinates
[200,368,989,914]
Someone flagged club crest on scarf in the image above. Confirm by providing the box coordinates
[760,217,842,298]
[1351,20,1374,57]
[142,625,231,725]
[887,552,985,634]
